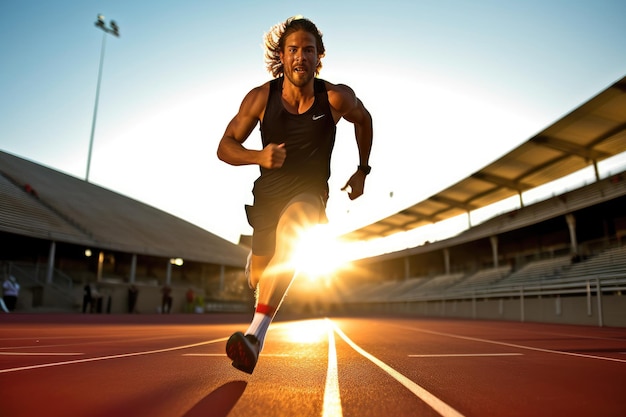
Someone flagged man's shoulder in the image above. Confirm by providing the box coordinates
[241,81,272,114]
[320,80,356,113]
[249,80,272,96]
[321,80,355,97]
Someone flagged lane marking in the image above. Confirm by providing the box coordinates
[507,328,626,343]
[0,352,83,356]
[322,318,342,417]
[182,353,290,357]
[182,354,227,357]
[409,353,523,358]
[0,335,206,351]
[393,324,626,364]
[0,337,228,374]
[331,321,465,417]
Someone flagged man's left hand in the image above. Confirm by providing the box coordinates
[341,170,366,200]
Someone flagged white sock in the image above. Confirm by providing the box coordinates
[245,312,272,350]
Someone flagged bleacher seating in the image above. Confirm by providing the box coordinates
[360,245,622,300]
[348,280,399,301]
[0,174,86,241]
[386,277,430,299]
[406,273,465,296]
[451,265,512,290]
[559,246,626,281]
[343,243,626,305]
[500,255,572,284]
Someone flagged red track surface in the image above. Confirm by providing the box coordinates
[0,314,625,417]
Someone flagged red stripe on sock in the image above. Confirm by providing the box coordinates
[256,304,276,316]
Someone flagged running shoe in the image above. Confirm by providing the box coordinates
[226,331,260,374]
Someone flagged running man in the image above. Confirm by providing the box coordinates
[217,16,373,374]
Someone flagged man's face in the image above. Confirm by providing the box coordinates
[280,30,319,88]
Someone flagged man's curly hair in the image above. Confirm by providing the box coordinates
[264,16,325,78]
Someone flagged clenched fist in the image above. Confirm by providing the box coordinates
[260,143,287,169]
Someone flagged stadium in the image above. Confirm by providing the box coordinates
[1,75,625,326]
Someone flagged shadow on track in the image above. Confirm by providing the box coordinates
[182,381,247,417]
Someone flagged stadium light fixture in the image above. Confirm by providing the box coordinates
[170,258,184,266]
[165,258,183,285]
[86,14,120,182]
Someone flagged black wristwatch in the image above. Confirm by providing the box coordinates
[358,164,371,175]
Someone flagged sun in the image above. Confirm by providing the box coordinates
[290,224,348,280]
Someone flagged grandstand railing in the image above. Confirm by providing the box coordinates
[8,262,73,290]
[402,273,626,327]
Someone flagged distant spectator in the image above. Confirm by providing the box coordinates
[105,289,112,314]
[128,285,139,313]
[194,293,205,314]
[185,288,195,313]
[2,276,20,311]
[24,183,38,197]
[83,283,101,313]
[83,283,92,313]
[161,285,173,314]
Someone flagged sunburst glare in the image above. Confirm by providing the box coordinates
[290,224,349,281]
[282,319,330,344]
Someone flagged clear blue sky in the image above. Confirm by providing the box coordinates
[2,0,626,256]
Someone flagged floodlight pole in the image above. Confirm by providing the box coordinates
[86,14,119,182]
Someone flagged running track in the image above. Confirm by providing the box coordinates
[0,314,625,416]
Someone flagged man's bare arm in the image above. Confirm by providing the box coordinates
[343,97,373,169]
[216,86,263,166]
[217,84,286,169]
[330,84,373,200]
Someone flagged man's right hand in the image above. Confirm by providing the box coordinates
[260,143,286,169]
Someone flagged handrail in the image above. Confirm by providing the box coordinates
[9,262,74,290]
[406,274,626,301]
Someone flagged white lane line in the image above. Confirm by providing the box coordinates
[394,325,626,364]
[0,335,207,351]
[182,353,290,357]
[409,353,523,358]
[331,321,465,417]
[183,354,226,357]
[0,337,228,374]
[0,352,84,356]
[322,318,342,417]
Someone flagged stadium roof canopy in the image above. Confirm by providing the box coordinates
[0,152,247,267]
[343,75,626,241]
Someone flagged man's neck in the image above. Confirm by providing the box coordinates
[281,78,315,114]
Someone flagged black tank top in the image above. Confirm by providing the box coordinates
[253,77,336,203]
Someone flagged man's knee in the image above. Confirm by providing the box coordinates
[277,201,320,236]
[250,254,271,282]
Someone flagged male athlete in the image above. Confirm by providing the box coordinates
[217,16,373,374]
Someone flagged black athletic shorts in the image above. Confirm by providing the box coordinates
[245,192,328,256]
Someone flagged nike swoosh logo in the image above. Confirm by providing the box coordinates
[312,114,326,121]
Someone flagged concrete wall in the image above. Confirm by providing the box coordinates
[14,283,195,314]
